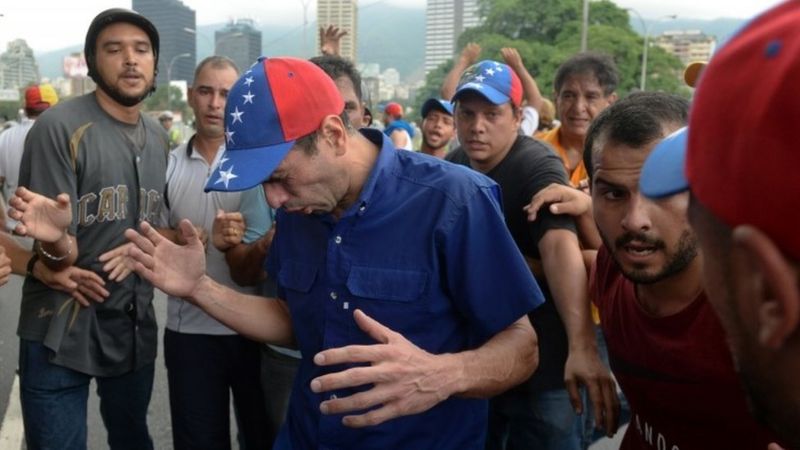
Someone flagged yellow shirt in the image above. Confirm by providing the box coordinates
[536,126,589,188]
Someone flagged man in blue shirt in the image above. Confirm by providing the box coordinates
[124,56,543,449]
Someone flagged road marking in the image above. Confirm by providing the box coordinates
[0,375,23,450]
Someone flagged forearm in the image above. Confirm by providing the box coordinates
[38,232,77,270]
[449,316,538,398]
[190,275,293,345]
[540,230,596,350]
[225,238,268,286]
[577,212,601,249]
[441,58,472,100]
[516,65,544,111]
[0,233,32,274]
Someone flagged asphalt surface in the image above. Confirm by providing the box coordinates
[0,273,237,449]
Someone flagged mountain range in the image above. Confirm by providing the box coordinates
[33,5,746,84]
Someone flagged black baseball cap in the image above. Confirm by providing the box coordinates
[84,8,160,83]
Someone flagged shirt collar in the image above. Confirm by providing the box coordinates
[341,128,398,218]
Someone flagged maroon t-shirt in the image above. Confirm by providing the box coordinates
[591,245,775,450]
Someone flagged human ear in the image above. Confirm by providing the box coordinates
[732,225,800,349]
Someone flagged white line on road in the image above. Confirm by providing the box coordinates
[0,375,23,450]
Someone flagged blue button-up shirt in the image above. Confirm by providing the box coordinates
[268,129,543,450]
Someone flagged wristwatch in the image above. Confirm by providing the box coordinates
[26,253,39,278]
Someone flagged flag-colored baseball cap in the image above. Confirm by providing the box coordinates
[421,98,453,118]
[452,60,522,107]
[205,56,344,192]
[640,0,800,260]
[25,84,58,112]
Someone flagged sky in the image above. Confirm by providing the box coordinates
[0,0,786,54]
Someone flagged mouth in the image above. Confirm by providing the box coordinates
[622,243,657,257]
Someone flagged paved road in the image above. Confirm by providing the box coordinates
[0,273,237,450]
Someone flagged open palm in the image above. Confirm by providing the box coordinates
[8,187,72,242]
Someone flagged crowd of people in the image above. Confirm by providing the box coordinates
[0,2,798,449]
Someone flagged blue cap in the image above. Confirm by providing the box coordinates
[452,60,522,107]
[421,98,453,118]
[639,127,689,199]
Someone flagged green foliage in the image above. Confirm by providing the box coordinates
[424,0,687,104]
[142,85,190,119]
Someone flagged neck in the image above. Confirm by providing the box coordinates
[192,133,224,164]
[635,254,705,317]
[469,138,515,174]
[420,143,447,159]
[332,133,379,219]
[94,89,141,124]
[559,127,585,153]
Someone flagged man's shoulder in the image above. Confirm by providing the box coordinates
[394,150,497,203]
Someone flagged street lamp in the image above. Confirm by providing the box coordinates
[627,9,676,91]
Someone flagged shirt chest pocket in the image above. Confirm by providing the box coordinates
[278,261,318,294]
[346,266,428,303]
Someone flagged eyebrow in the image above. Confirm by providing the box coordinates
[592,178,626,191]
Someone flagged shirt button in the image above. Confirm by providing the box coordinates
[359,205,366,213]
[330,291,338,300]
[330,394,338,400]
[135,156,141,164]
[334,236,342,244]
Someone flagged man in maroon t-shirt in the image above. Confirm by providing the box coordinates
[525,92,776,450]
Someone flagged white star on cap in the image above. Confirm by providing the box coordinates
[242,91,255,104]
[485,68,496,76]
[243,76,255,86]
[494,66,503,72]
[475,75,486,82]
[215,166,238,188]
[219,155,229,166]
[225,128,235,145]
[230,107,244,124]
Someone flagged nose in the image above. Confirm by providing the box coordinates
[263,183,289,209]
[209,92,224,110]
[122,47,137,66]
[621,193,652,233]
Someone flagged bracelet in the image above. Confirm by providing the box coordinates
[26,253,39,277]
[37,235,73,262]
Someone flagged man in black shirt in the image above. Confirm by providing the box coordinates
[446,59,617,449]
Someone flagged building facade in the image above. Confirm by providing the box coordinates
[215,19,262,72]
[424,0,481,74]
[133,0,197,85]
[654,30,717,65]
[0,39,40,89]
[317,0,358,62]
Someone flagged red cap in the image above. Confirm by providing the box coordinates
[25,84,58,112]
[687,0,800,259]
[384,102,403,118]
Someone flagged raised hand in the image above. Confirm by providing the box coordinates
[124,220,207,299]
[310,309,456,428]
[460,42,482,65]
[320,25,348,56]
[8,187,72,242]
[211,209,246,251]
[501,47,525,72]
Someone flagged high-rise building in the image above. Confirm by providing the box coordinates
[215,19,262,72]
[317,0,358,62]
[424,0,481,74]
[654,30,717,65]
[0,39,40,89]
[133,0,196,85]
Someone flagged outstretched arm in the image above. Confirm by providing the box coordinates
[441,43,481,100]
[539,229,619,436]
[125,220,293,344]
[524,183,601,250]
[310,310,537,428]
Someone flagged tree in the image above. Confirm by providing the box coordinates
[142,85,190,119]
[416,0,687,118]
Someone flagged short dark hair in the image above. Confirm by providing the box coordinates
[309,55,363,102]
[193,55,239,82]
[583,91,689,179]
[554,52,619,97]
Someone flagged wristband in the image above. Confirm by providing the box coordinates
[37,235,73,262]
[26,253,39,277]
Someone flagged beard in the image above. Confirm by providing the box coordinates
[95,70,154,107]
[603,228,698,284]
[422,135,448,152]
